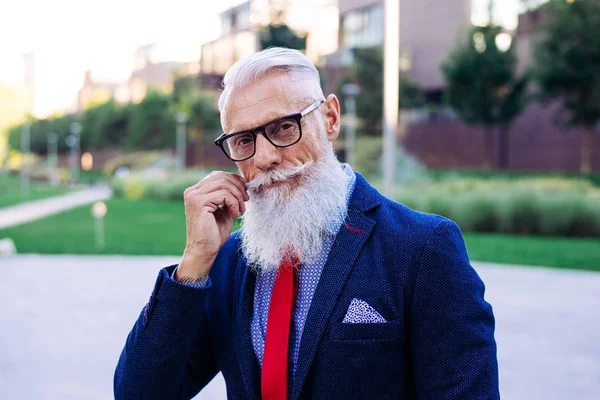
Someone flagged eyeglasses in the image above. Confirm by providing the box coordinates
[214,99,325,162]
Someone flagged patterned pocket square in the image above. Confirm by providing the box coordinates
[342,298,387,323]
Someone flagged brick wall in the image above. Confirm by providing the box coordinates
[403,102,600,172]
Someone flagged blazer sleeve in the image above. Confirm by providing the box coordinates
[114,265,219,400]
[409,219,500,399]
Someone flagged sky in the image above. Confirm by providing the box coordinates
[472,0,523,29]
[0,0,244,117]
[0,0,523,118]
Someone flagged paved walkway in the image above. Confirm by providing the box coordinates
[0,185,111,230]
[0,256,598,399]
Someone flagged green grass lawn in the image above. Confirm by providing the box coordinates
[79,169,106,184]
[0,198,189,255]
[0,196,598,271]
[0,173,71,208]
[463,233,600,272]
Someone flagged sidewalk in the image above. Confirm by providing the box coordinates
[0,256,598,399]
[0,184,112,230]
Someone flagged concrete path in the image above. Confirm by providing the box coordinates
[476,262,600,400]
[0,256,598,399]
[0,185,111,230]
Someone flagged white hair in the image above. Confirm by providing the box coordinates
[218,47,322,111]
[241,147,348,273]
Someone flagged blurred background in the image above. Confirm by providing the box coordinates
[1,0,599,399]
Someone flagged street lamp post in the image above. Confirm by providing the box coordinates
[68,122,82,185]
[342,83,361,167]
[81,152,94,186]
[383,0,400,197]
[47,132,58,186]
[175,112,188,173]
[20,122,31,201]
[91,201,107,251]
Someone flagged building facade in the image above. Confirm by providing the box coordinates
[200,0,339,84]
[128,44,200,104]
[78,71,129,110]
[333,0,472,92]
[78,45,200,110]
[128,61,199,104]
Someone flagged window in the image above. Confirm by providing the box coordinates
[221,14,232,36]
[342,4,384,48]
[231,11,238,31]
[237,7,251,31]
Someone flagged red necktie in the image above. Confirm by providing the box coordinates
[261,257,300,400]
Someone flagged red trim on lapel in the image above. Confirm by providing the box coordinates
[346,225,365,234]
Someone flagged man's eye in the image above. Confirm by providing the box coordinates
[234,136,253,146]
[278,123,294,132]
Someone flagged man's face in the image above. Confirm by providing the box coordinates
[220,72,340,189]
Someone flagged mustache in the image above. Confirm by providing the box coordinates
[245,161,313,191]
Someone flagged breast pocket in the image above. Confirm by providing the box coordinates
[314,319,407,398]
[330,319,404,341]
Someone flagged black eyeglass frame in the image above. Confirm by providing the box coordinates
[214,99,325,162]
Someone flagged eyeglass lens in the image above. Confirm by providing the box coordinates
[223,117,301,161]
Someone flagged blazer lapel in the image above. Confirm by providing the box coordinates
[233,254,261,400]
[290,181,378,400]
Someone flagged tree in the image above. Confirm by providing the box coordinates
[6,83,222,159]
[172,73,201,105]
[81,99,127,150]
[0,84,30,166]
[170,71,221,151]
[259,24,307,51]
[102,103,131,148]
[126,90,174,150]
[7,113,80,155]
[188,96,221,142]
[532,0,600,174]
[344,47,425,137]
[442,24,529,170]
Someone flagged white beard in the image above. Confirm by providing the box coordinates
[240,150,349,273]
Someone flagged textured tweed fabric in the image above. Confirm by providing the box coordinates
[114,172,500,400]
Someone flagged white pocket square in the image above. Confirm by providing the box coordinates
[342,298,387,323]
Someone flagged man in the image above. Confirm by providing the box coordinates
[114,47,499,400]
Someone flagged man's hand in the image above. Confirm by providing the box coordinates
[176,171,249,282]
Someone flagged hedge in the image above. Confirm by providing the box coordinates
[111,172,600,238]
[398,178,600,238]
[109,169,209,201]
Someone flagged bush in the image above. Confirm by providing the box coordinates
[110,172,600,238]
[352,136,382,179]
[352,136,427,182]
[110,169,209,201]
[103,151,174,176]
[451,191,499,232]
[30,165,71,184]
[398,178,600,238]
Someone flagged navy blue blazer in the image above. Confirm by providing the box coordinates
[115,173,499,399]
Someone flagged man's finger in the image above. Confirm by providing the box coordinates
[200,190,241,217]
[188,172,249,202]
[221,173,249,202]
[190,180,246,214]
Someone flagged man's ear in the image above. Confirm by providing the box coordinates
[323,94,341,142]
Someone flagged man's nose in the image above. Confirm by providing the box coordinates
[253,133,282,170]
